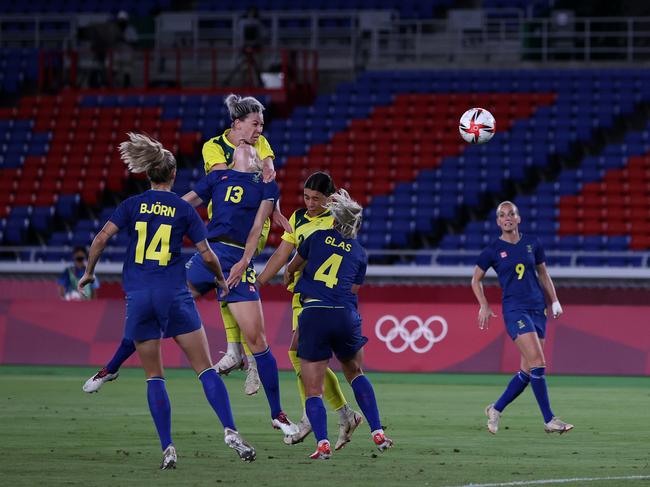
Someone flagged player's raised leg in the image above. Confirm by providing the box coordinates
[82,338,135,393]
[229,300,298,436]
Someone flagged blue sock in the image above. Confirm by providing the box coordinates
[106,338,136,374]
[305,396,328,443]
[350,375,382,432]
[199,368,236,431]
[146,377,172,450]
[253,347,282,418]
[530,366,554,423]
[494,370,530,412]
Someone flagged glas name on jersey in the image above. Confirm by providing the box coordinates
[325,235,352,252]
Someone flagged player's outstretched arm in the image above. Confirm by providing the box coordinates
[181,191,204,208]
[471,265,497,330]
[196,239,229,297]
[272,199,292,233]
[536,262,563,318]
[78,221,119,291]
[226,199,275,288]
[257,239,294,286]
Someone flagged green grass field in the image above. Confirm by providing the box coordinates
[1,366,649,487]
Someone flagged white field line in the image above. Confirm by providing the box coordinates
[446,475,650,487]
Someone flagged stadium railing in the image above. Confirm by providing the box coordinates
[1,246,648,280]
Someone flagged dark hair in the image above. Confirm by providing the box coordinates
[73,246,88,257]
[304,172,336,196]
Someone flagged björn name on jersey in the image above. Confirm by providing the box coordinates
[139,202,177,218]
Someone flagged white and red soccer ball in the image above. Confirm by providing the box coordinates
[459,108,496,144]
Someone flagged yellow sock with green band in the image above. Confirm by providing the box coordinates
[287,350,306,407]
[220,302,241,344]
[323,367,347,411]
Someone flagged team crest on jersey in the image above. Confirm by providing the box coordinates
[526,245,533,253]
[252,173,261,183]
[500,251,508,258]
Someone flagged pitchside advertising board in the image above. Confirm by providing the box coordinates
[1,297,649,375]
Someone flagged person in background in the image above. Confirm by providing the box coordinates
[58,246,99,300]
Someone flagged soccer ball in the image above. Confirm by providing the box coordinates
[459,108,496,144]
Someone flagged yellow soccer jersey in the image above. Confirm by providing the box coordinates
[202,129,274,253]
[282,208,334,292]
[202,128,274,174]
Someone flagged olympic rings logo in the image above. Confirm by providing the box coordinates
[374,315,448,354]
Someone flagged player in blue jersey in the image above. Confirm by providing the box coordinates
[471,201,573,435]
[257,172,363,449]
[284,189,393,460]
[78,133,256,468]
[184,142,299,438]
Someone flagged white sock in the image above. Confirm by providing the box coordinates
[226,342,241,359]
[337,403,351,421]
[246,355,256,370]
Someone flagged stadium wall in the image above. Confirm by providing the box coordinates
[0,280,648,375]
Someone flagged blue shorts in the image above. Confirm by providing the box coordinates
[185,241,259,302]
[503,308,547,341]
[297,305,368,362]
[124,287,202,342]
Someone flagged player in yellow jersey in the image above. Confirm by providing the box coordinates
[196,93,289,396]
[256,172,363,450]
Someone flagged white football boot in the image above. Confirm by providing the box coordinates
[224,428,256,462]
[485,404,501,435]
[82,368,119,393]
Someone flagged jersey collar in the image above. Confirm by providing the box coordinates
[222,128,236,149]
[305,208,331,221]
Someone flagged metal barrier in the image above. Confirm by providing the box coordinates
[366,15,650,66]
[1,246,649,279]
[37,47,317,95]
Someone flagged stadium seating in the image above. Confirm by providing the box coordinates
[1,70,650,266]
[269,70,650,264]
[0,49,39,94]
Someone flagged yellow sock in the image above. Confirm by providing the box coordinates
[241,340,252,357]
[288,350,306,407]
[220,302,241,344]
[323,367,347,411]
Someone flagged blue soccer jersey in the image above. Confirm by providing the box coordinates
[295,229,367,309]
[110,189,207,292]
[192,169,280,244]
[476,234,546,312]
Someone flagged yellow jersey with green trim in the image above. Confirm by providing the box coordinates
[202,128,274,174]
[201,129,275,254]
[281,208,334,292]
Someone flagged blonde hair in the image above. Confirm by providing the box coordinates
[225,93,265,121]
[495,200,519,217]
[326,189,363,239]
[119,132,176,183]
